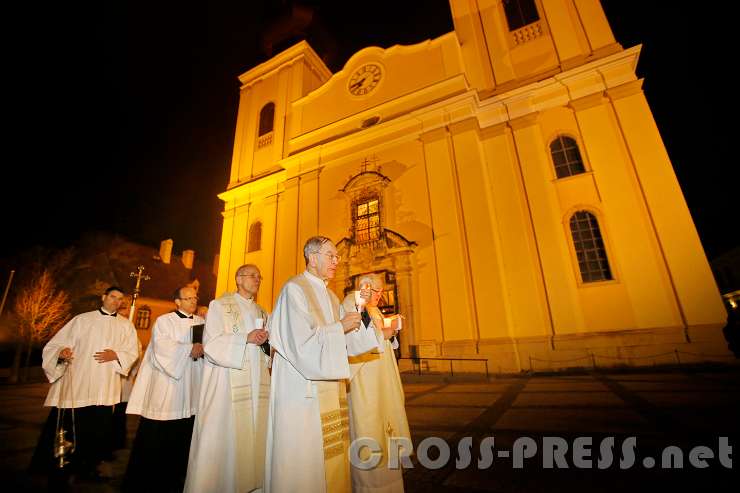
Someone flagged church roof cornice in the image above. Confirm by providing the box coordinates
[476,44,641,125]
[219,167,286,205]
[238,40,332,88]
[233,47,641,182]
[293,32,459,107]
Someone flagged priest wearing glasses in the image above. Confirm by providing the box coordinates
[185,264,271,493]
[123,285,204,493]
[265,236,366,493]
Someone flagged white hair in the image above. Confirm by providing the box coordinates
[358,274,383,290]
[303,236,332,265]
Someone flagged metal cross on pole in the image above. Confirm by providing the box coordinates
[359,154,379,173]
[129,265,151,322]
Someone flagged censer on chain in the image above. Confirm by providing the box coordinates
[53,359,76,468]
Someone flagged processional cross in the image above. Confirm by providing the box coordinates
[128,265,151,322]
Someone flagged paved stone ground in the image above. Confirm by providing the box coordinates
[2,367,738,492]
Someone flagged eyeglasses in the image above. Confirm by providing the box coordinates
[313,251,341,262]
[238,273,263,280]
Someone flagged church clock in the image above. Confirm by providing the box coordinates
[347,63,383,96]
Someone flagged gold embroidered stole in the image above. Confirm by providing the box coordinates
[217,293,270,491]
[290,275,350,493]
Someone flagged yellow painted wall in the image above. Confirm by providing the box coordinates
[448,119,507,341]
[607,82,726,328]
[511,115,586,334]
[292,34,464,136]
[480,124,552,339]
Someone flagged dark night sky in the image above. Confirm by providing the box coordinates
[5,1,738,264]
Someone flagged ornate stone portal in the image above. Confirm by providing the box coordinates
[334,164,417,357]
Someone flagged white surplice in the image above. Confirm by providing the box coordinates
[185,293,270,493]
[120,337,142,403]
[343,299,411,493]
[42,309,139,408]
[126,311,204,420]
[265,271,352,493]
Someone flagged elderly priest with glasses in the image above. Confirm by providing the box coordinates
[185,263,271,493]
[265,236,379,493]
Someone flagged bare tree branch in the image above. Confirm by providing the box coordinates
[14,270,71,346]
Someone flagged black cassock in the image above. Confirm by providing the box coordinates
[29,405,114,477]
[121,415,195,493]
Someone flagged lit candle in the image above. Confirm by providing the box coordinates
[354,290,366,309]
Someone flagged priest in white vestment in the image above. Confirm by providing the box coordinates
[185,264,271,493]
[30,286,139,478]
[265,236,363,493]
[123,286,204,493]
[343,275,412,493]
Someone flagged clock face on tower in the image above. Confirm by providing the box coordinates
[347,63,383,96]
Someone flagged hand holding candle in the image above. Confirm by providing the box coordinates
[383,314,403,331]
[354,283,371,311]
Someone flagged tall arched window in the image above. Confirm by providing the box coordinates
[258,102,275,136]
[569,211,612,283]
[248,221,262,252]
[550,135,586,178]
[503,0,539,31]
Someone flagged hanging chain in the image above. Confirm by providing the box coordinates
[54,355,76,468]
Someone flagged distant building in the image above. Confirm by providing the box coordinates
[66,234,216,348]
[214,0,731,371]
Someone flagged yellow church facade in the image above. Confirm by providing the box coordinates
[214,0,731,372]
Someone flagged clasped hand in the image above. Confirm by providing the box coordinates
[190,343,204,359]
[247,328,269,345]
[341,312,362,333]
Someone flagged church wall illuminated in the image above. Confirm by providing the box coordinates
[214,0,731,371]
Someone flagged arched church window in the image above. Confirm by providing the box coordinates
[257,103,275,148]
[353,196,381,244]
[135,306,151,330]
[550,135,586,178]
[569,211,612,283]
[503,0,540,31]
[248,221,262,252]
[258,102,275,136]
